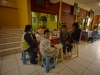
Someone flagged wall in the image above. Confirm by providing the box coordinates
[0,0,19,28]
[0,0,32,29]
[0,7,19,28]
[31,12,57,31]
[92,15,100,28]
[31,0,59,14]
[61,2,75,30]
[32,12,39,31]
[16,0,31,29]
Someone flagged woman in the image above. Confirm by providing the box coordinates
[40,30,58,56]
[21,25,37,64]
[71,22,82,43]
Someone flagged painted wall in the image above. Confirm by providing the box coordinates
[31,12,57,31]
[32,12,39,31]
[0,0,31,29]
[16,0,31,29]
[0,0,19,29]
[0,7,19,29]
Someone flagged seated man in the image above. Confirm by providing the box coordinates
[40,30,59,56]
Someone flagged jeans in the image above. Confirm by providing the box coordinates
[26,47,37,62]
[61,42,72,53]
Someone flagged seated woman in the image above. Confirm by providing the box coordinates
[71,22,82,43]
[40,29,59,56]
[21,25,37,64]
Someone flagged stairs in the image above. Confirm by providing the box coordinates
[0,29,23,57]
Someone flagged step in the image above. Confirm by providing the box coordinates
[0,41,21,49]
[0,47,21,57]
[0,37,22,44]
[0,29,23,35]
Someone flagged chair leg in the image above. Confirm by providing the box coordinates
[46,58,50,73]
[22,51,26,64]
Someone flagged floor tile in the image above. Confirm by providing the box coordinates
[1,69,20,75]
[0,57,2,65]
[19,65,37,75]
[82,69,96,75]
[92,59,100,67]
[84,51,98,58]
[68,62,85,75]
[59,67,77,75]
[38,67,57,75]
[17,59,24,68]
[15,53,21,60]
[2,55,16,65]
[62,58,73,66]
[75,58,90,68]
[88,63,100,75]
[34,62,42,70]
[80,55,94,63]
[1,61,18,74]
[95,53,100,61]
[54,63,66,72]
[29,71,39,75]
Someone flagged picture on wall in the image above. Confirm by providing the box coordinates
[50,14,55,21]
[33,17,36,23]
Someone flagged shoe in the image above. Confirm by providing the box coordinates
[30,61,37,64]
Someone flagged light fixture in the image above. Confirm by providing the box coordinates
[2,0,7,4]
[99,4,100,6]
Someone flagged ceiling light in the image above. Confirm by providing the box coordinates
[99,4,100,6]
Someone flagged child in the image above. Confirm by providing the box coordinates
[60,25,72,54]
[40,30,59,56]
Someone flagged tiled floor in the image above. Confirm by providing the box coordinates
[0,40,100,75]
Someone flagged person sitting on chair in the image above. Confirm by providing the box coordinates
[60,25,73,54]
[21,25,38,64]
[40,29,59,56]
[71,22,82,43]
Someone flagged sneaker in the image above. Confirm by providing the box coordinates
[30,61,37,64]
[68,52,71,57]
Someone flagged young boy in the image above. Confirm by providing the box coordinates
[60,25,72,54]
[40,30,58,56]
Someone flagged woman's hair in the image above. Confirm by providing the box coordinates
[72,22,79,29]
[24,25,32,32]
[44,29,50,35]
[62,25,67,28]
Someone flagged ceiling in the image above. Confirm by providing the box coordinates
[72,0,100,15]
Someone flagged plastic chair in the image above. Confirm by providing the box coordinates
[22,50,30,64]
[41,56,56,73]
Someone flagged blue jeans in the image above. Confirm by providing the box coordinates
[26,47,37,62]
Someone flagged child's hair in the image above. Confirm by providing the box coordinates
[62,25,67,28]
[72,22,79,29]
[44,29,50,34]
[24,24,32,32]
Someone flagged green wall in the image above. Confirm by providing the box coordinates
[31,12,57,31]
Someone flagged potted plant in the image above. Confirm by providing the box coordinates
[40,15,47,28]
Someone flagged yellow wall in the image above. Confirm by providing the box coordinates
[0,0,19,28]
[47,14,57,30]
[0,0,31,29]
[16,0,31,29]
[32,12,39,31]
[0,7,19,28]
[31,12,57,31]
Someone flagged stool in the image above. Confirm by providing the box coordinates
[41,56,56,73]
[22,50,30,64]
[55,44,63,62]
[71,43,79,57]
